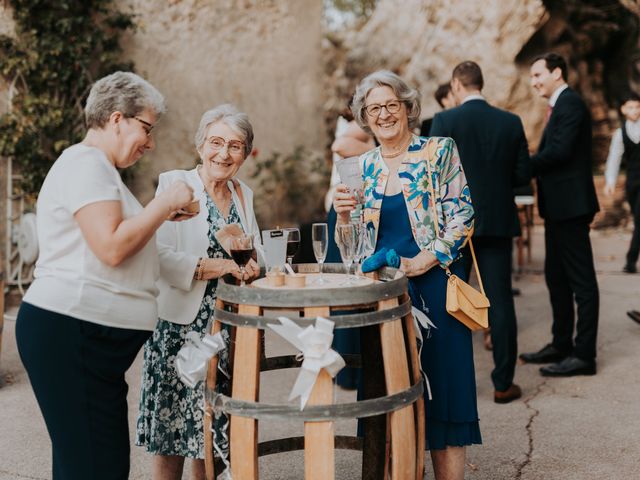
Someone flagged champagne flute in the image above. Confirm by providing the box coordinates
[312,223,328,285]
[352,223,364,277]
[284,227,300,266]
[337,224,357,285]
[360,224,376,261]
[230,234,253,287]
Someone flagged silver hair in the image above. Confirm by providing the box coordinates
[84,71,166,129]
[351,70,422,135]
[194,104,254,157]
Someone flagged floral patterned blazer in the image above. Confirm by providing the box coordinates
[362,135,474,267]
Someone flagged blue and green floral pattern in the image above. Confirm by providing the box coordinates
[136,194,240,459]
[362,135,474,266]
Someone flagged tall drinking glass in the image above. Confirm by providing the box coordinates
[312,223,328,285]
[230,234,253,287]
[337,224,357,285]
[360,224,376,261]
[284,227,300,266]
[352,223,365,277]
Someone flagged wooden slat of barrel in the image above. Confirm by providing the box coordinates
[303,305,334,480]
[378,297,416,480]
[402,296,426,480]
[204,312,224,480]
[230,304,261,480]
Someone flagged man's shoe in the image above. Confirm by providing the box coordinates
[623,264,637,273]
[627,310,640,325]
[519,344,569,364]
[494,384,522,404]
[539,356,596,377]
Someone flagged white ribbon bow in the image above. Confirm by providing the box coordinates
[268,316,345,409]
[175,331,226,388]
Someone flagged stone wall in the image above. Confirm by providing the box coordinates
[117,0,327,226]
[333,0,547,144]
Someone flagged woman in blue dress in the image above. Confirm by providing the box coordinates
[334,70,480,480]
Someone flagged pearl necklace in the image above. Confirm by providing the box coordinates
[381,135,412,158]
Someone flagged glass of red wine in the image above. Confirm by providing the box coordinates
[230,234,254,286]
[284,227,300,266]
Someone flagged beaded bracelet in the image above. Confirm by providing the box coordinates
[198,258,206,281]
[194,258,205,281]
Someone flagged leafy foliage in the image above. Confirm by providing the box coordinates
[0,1,135,194]
[248,146,329,228]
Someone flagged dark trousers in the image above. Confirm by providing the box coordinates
[16,302,150,480]
[465,237,518,391]
[625,180,640,266]
[544,217,599,361]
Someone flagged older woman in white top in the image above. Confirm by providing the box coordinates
[136,104,261,480]
[16,71,194,480]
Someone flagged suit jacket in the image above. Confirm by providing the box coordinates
[430,99,531,237]
[156,168,261,325]
[532,88,599,221]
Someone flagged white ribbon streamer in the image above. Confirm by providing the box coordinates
[175,331,226,388]
[268,316,346,409]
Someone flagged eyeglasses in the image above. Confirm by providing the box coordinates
[364,100,402,117]
[206,136,245,156]
[132,116,154,137]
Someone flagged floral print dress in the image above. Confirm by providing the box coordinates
[136,193,239,459]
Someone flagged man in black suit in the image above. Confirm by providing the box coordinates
[430,61,531,403]
[520,52,600,377]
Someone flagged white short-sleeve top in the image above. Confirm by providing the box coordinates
[23,144,160,331]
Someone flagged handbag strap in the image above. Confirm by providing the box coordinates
[422,139,486,296]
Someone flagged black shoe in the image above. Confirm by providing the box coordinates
[623,264,637,273]
[519,343,569,364]
[539,356,596,377]
[627,310,640,325]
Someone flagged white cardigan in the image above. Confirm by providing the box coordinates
[156,168,261,325]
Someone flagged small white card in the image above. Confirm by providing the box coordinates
[335,156,364,196]
[261,229,288,270]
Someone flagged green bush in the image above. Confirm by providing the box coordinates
[0,1,135,195]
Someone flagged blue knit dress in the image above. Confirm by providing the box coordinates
[376,192,482,450]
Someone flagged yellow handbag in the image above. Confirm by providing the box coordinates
[424,145,490,331]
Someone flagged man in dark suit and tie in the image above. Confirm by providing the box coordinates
[430,61,531,403]
[519,52,600,376]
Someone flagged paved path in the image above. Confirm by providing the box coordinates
[1,226,639,479]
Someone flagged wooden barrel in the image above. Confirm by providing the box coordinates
[204,264,425,480]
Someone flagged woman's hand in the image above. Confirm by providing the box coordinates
[399,250,439,277]
[200,258,240,280]
[333,184,357,224]
[158,180,195,219]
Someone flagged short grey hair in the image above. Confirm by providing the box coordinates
[194,104,254,157]
[351,70,422,134]
[84,71,166,129]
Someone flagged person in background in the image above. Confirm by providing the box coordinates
[420,82,457,136]
[136,104,261,480]
[603,93,640,274]
[520,52,600,377]
[327,102,375,389]
[15,71,194,480]
[430,60,531,404]
[334,70,479,480]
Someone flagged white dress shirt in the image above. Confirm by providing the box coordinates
[605,119,640,187]
[549,84,569,107]
[462,94,486,104]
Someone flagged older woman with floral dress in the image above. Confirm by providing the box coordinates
[334,70,480,480]
[136,104,261,480]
